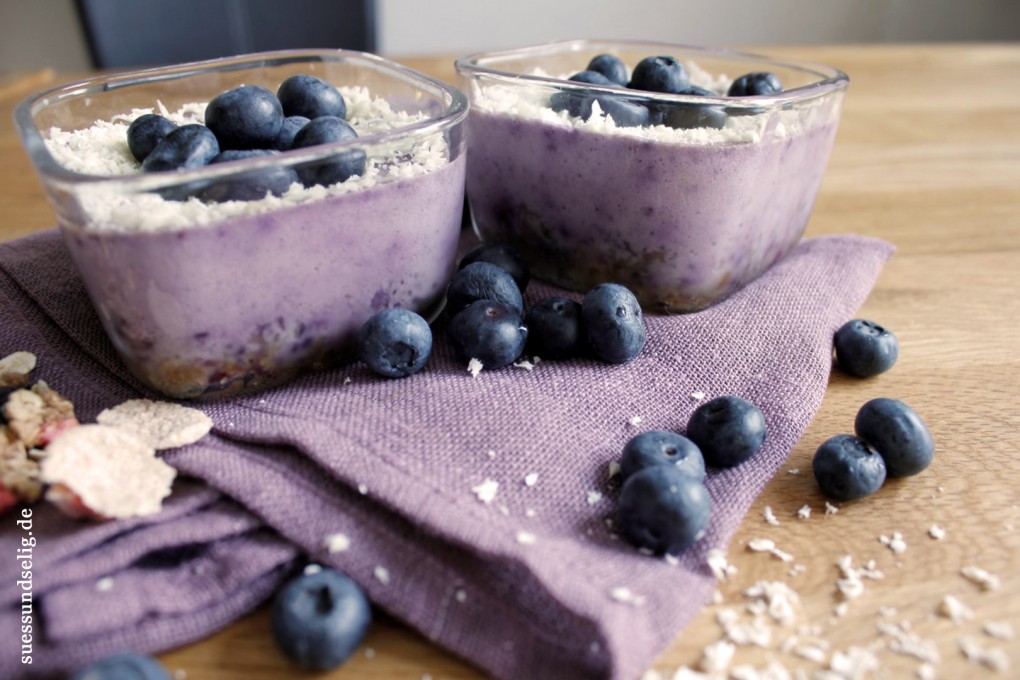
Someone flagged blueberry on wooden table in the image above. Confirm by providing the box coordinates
[270,567,372,671]
[446,261,524,315]
[617,464,712,555]
[277,74,347,120]
[448,300,528,370]
[813,433,888,501]
[71,651,172,680]
[628,55,691,94]
[855,398,935,477]
[620,429,706,483]
[204,84,284,150]
[357,307,433,378]
[686,395,767,468]
[459,242,530,293]
[141,124,219,172]
[834,318,899,378]
[586,53,629,86]
[727,72,784,96]
[524,296,585,360]
[127,113,177,162]
[582,283,646,364]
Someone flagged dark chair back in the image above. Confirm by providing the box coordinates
[76,0,377,69]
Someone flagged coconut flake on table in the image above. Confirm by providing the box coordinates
[96,398,212,449]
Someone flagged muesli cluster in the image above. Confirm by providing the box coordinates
[0,351,212,519]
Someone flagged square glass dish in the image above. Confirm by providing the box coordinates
[455,39,849,312]
[16,49,468,399]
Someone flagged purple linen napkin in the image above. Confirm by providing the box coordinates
[0,229,893,680]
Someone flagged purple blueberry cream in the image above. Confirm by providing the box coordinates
[456,41,849,312]
[20,52,468,398]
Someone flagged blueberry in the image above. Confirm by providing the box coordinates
[273,115,311,151]
[593,96,651,127]
[459,243,530,292]
[277,74,346,119]
[357,307,432,378]
[126,114,177,162]
[71,651,171,680]
[628,56,691,94]
[551,71,650,127]
[686,396,767,468]
[270,567,371,671]
[727,72,783,96]
[446,261,523,315]
[448,300,528,370]
[291,116,367,187]
[654,86,727,130]
[854,398,934,477]
[582,283,646,364]
[198,149,299,202]
[587,54,629,86]
[620,430,706,483]
[833,319,899,378]
[524,296,585,360]
[204,84,284,150]
[617,465,711,555]
[550,70,614,119]
[141,124,219,172]
[812,434,887,500]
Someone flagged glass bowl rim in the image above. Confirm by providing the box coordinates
[15,48,469,189]
[454,38,849,109]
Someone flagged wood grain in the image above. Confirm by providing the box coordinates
[1,44,1017,678]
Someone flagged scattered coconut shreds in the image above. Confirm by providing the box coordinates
[878,619,941,664]
[825,501,839,516]
[690,391,706,401]
[707,548,737,581]
[373,565,390,585]
[513,359,535,371]
[960,565,1001,591]
[984,621,1014,640]
[608,461,622,479]
[763,506,780,526]
[698,640,735,674]
[454,589,467,603]
[928,524,946,540]
[917,662,937,680]
[95,576,114,592]
[937,594,974,624]
[0,351,36,388]
[717,607,772,647]
[523,472,539,487]
[467,358,483,377]
[787,468,800,475]
[747,538,794,563]
[96,398,213,449]
[744,581,799,626]
[515,530,537,545]
[303,564,322,575]
[472,478,499,504]
[586,490,603,505]
[40,424,175,520]
[796,505,811,520]
[3,381,79,448]
[879,531,907,555]
[627,415,643,427]
[835,555,884,602]
[827,646,881,679]
[959,636,1011,672]
[323,532,351,553]
[609,586,646,606]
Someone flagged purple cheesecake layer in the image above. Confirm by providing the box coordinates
[63,155,465,398]
[466,110,839,312]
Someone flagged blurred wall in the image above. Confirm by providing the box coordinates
[2,0,1018,72]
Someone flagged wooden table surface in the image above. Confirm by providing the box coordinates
[2,44,1018,678]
